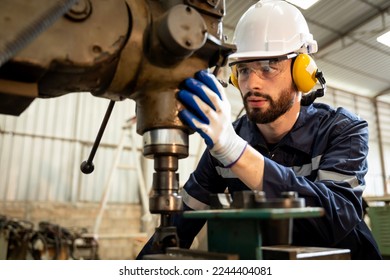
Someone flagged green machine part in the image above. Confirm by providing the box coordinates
[367,205,390,258]
[184,207,324,260]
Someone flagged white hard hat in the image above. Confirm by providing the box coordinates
[229,0,318,61]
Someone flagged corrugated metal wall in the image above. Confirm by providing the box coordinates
[377,101,390,193]
[0,93,140,202]
[0,92,205,203]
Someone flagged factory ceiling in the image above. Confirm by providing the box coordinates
[222,0,390,102]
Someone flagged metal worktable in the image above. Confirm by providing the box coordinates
[184,207,325,259]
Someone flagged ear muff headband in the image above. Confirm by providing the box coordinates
[229,54,319,93]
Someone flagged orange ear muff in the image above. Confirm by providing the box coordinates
[229,65,239,88]
[292,54,318,93]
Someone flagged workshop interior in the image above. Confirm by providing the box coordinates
[1,0,390,260]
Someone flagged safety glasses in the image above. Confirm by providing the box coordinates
[230,53,297,81]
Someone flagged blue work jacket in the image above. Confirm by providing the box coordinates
[139,102,382,260]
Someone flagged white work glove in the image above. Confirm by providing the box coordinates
[177,70,248,167]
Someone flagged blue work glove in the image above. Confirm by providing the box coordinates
[177,70,247,167]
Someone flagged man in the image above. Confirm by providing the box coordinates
[138,0,381,259]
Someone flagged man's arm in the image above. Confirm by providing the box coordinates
[230,144,264,190]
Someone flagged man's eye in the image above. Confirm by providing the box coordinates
[260,65,272,73]
[237,67,250,75]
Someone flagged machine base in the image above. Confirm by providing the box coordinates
[262,245,350,260]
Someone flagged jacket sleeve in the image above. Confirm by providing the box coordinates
[262,112,369,245]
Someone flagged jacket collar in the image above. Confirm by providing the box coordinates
[237,104,317,154]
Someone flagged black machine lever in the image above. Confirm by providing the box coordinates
[80,100,116,174]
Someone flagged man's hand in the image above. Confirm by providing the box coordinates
[177,70,247,167]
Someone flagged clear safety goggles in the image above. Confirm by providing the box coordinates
[230,53,298,81]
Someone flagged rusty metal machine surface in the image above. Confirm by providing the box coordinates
[0,0,235,252]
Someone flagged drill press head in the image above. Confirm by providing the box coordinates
[107,1,235,217]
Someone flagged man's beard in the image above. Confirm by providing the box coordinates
[243,85,296,124]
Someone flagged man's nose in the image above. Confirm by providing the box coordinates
[245,70,265,90]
